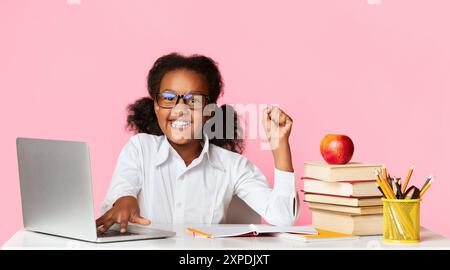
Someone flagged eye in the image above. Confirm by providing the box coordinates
[185,94,202,105]
[161,92,176,101]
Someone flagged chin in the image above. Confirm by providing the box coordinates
[167,135,192,145]
[166,125,195,144]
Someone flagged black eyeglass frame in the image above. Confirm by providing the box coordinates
[155,91,211,109]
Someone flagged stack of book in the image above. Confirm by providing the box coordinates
[302,162,383,236]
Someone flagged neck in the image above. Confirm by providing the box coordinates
[168,139,203,167]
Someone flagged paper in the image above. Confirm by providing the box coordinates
[188,224,318,238]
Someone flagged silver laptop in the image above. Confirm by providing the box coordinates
[16,137,175,243]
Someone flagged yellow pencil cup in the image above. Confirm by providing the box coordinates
[382,198,421,244]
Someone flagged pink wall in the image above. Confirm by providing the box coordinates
[1,0,449,245]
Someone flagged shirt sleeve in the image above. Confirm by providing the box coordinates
[233,157,300,226]
[100,135,143,215]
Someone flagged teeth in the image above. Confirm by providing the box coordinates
[170,120,191,128]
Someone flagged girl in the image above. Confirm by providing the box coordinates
[96,53,299,233]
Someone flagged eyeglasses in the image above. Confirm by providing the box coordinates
[156,91,210,109]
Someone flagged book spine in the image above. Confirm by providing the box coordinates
[302,191,382,199]
[301,177,376,183]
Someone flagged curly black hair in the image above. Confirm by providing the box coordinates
[126,53,245,154]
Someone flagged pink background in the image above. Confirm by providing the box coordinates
[1,0,450,245]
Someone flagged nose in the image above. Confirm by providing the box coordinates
[171,102,190,117]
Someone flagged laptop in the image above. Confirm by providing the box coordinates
[16,137,175,243]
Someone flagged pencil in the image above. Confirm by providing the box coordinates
[376,170,395,199]
[420,174,433,191]
[394,176,403,199]
[379,169,395,199]
[375,177,386,198]
[187,228,212,238]
[382,165,388,182]
[401,165,414,193]
[377,186,386,198]
[387,174,393,189]
[420,177,434,198]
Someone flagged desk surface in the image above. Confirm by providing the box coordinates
[3,224,450,250]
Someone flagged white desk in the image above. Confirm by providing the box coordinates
[3,224,450,250]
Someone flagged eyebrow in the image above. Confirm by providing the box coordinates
[161,89,207,95]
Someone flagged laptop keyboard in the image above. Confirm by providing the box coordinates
[97,230,138,238]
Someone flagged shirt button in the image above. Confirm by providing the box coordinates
[176,202,182,208]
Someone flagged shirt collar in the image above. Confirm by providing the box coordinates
[154,130,225,172]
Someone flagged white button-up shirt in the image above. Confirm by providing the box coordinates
[101,132,299,225]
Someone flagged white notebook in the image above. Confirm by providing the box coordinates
[277,228,359,243]
[187,224,318,238]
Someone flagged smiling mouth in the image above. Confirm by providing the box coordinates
[169,120,192,128]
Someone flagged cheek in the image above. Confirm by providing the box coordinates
[154,106,168,126]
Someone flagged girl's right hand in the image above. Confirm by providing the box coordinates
[95,196,151,234]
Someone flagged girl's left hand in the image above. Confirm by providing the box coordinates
[262,105,293,150]
[262,106,294,172]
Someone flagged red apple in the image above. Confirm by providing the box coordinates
[320,134,354,165]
